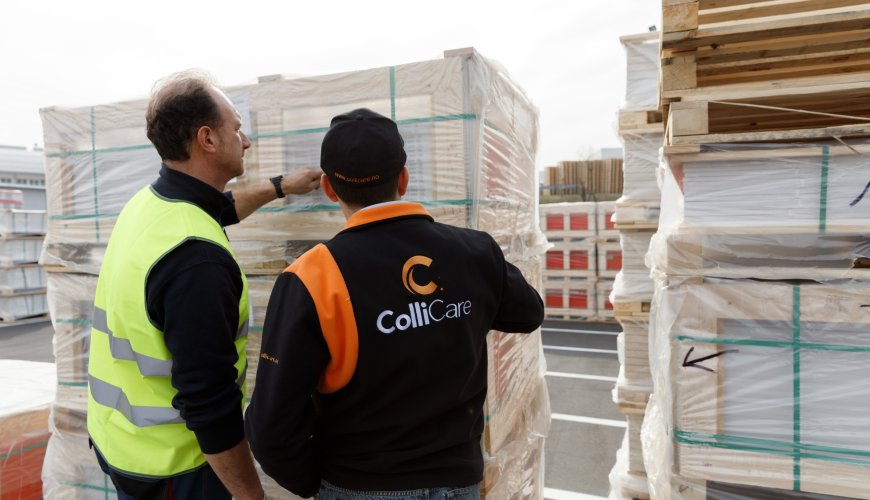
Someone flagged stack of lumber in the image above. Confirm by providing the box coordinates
[540,201,619,322]
[608,30,664,500]
[644,3,870,498]
[0,189,48,324]
[541,158,624,199]
[39,48,549,498]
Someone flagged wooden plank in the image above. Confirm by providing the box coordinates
[700,0,870,26]
[664,0,700,33]
[663,9,870,52]
[669,122,870,144]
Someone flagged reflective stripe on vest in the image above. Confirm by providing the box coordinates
[92,306,249,377]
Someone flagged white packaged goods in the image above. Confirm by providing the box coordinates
[0,210,46,236]
[0,292,47,321]
[0,237,43,265]
[622,131,662,203]
[646,277,870,499]
[40,49,547,499]
[0,264,46,293]
[620,32,660,110]
[650,142,870,280]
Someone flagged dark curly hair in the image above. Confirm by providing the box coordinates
[146,70,223,161]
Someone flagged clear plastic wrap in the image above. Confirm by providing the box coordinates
[649,142,870,279]
[40,48,542,275]
[608,423,650,500]
[0,264,45,294]
[0,210,46,236]
[1,360,55,500]
[611,232,655,304]
[40,49,547,497]
[0,292,47,322]
[620,32,660,111]
[613,131,663,229]
[0,238,42,265]
[646,276,870,499]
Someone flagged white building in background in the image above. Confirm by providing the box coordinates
[0,145,46,210]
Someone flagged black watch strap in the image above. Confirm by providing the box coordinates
[270,175,285,198]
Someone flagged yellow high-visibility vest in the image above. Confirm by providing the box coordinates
[87,185,249,478]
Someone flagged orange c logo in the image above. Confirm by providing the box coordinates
[402,256,438,295]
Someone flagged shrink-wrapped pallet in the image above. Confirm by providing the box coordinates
[1,361,55,500]
[645,277,870,499]
[40,48,542,275]
[649,142,870,280]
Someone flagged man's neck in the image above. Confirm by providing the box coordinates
[163,159,226,192]
[339,198,402,220]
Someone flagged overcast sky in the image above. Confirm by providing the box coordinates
[1,1,659,170]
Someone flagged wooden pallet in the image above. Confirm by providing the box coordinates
[614,300,652,318]
[618,109,665,135]
[662,2,870,89]
[661,0,870,146]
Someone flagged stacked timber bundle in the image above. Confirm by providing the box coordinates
[541,159,624,199]
[0,189,48,324]
[644,2,870,499]
[608,30,664,500]
[540,201,619,322]
[39,48,549,499]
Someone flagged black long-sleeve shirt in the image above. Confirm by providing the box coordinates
[144,165,246,454]
[245,202,544,497]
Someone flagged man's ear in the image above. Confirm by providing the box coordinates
[195,125,217,154]
[321,174,339,202]
[397,166,409,197]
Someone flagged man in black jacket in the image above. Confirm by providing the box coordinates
[245,108,544,499]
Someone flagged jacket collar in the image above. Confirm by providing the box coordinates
[343,201,432,230]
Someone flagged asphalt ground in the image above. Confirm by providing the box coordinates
[1,317,623,498]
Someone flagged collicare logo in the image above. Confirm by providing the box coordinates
[402,255,438,295]
[377,255,472,334]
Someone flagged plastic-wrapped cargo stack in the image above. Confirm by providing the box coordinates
[0,361,55,499]
[607,30,663,500]
[0,189,48,324]
[644,2,870,499]
[540,201,619,322]
[39,48,550,499]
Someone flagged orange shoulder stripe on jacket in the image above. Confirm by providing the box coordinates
[285,244,358,394]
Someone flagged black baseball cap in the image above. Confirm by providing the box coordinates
[320,108,407,187]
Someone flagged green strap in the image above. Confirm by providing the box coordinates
[59,480,115,494]
[389,66,396,120]
[819,145,829,234]
[674,335,870,353]
[0,440,48,460]
[674,429,870,466]
[90,107,101,243]
[792,285,801,491]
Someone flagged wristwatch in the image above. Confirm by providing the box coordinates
[270,175,285,198]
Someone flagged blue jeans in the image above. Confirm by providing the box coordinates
[317,480,480,500]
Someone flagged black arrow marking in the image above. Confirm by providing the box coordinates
[682,346,739,373]
[850,180,870,207]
